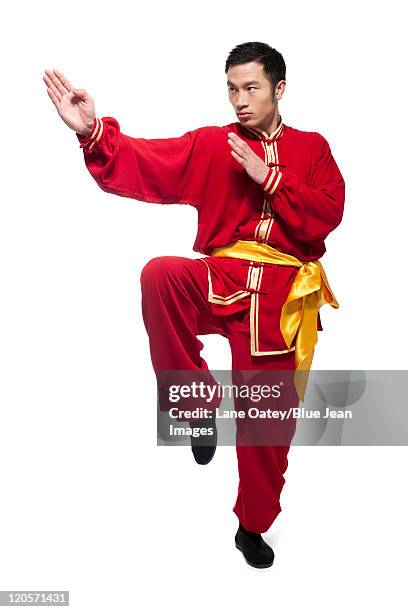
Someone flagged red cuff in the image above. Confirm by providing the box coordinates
[76,117,104,151]
[262,164,283,196]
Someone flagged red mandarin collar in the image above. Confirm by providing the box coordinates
[237,116,285,143]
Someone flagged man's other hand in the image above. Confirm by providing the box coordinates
[227,132,270,186]
[43,68,96,136]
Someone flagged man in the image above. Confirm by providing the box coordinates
[43,41,345,569]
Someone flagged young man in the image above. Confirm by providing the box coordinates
[43,41,345,569]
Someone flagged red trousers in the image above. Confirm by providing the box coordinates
[140,255,297,533]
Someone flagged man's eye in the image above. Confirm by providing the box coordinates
[228,87,256,92]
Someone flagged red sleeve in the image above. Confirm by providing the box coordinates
[262,132,345,242]
[76,116,207,208]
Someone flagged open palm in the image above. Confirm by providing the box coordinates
[43,68,95,136]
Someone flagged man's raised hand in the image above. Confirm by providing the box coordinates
[43,69,96,136]
[227,132,270,186]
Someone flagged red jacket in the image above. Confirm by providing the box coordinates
[77,116,345,355]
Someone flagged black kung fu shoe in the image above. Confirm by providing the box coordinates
[189,409,217,465]
[235,523,275,568]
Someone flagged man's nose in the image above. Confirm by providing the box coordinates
[237,92,249,108]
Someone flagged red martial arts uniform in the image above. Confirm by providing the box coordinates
[77,115,345,533]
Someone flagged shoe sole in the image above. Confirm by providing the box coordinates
[235,543,274,569]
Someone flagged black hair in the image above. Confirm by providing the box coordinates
[225,42,286,93]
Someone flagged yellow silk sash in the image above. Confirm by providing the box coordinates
[211,240,339,401]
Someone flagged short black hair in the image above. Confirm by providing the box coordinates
[225,42,286,92]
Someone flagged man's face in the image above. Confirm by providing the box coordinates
[227,61,285,129]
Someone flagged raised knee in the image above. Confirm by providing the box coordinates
[140,257,167,288]
[140,256,186,287]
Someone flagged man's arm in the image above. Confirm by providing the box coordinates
[262,133,345,243]
[43,68,205,208]
[76,116,205,208]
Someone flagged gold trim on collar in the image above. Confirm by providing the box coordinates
[238,116,285,142]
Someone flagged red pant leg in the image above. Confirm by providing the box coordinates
[225,321,299,534]
[141,256,298,533]
[140,256,226,413]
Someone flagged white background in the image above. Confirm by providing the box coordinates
[1,0,407,609]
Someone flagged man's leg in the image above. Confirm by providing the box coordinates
[140,256,225,372]
[225,320,298,535]
[140,256,225,461]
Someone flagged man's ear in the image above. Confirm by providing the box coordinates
[275,80,286,101]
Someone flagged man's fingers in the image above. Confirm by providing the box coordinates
[234,136,252,154]
[228,133,252,155]
[46,87,59,108]
[43,73,62,102]
[231,150,244,164]
[228,137,247,158]
[52,68,73,93]
[44,68,66,98]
